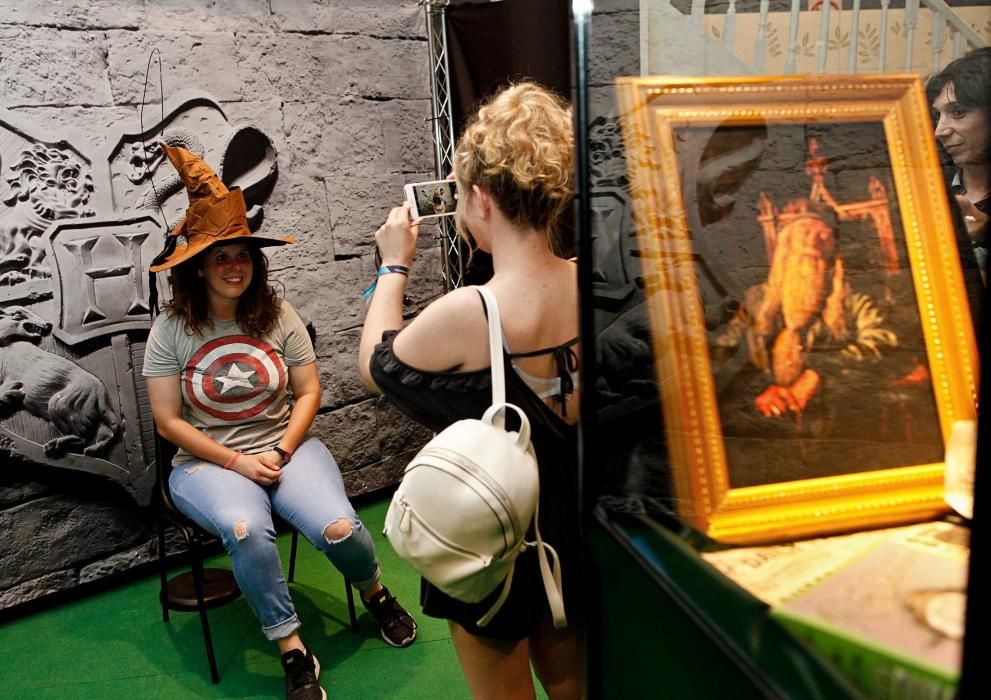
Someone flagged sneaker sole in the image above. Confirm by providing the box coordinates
[312,654,328,700]
[380,627,417,648]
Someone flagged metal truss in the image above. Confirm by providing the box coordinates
[423,0,464,290]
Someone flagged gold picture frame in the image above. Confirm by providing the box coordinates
[616,74,979,544]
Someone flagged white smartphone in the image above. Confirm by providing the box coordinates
[404,179,458,220]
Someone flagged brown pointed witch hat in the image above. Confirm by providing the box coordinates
[148,143,294,272]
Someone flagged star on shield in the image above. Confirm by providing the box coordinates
[215,362,256,394]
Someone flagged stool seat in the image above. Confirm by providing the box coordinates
[165,568,241,612]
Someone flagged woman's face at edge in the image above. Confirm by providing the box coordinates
[932,82,991,168]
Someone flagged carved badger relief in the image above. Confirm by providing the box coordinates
[0,306,120,458]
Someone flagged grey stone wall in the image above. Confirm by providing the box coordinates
[0,0,439,609]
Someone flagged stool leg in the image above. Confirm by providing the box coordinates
[189,536,221,684]
[288,529,299,584]
[157,519,170,623]
[345,578,358,631]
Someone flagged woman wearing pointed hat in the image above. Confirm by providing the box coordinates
[143,144,416,700]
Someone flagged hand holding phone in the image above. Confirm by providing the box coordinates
[404,179,458,220]
[375,203,420,269]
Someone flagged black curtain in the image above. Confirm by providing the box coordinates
[445,0,572,284]
[447,0,571,132]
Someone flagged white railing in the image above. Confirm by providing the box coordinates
[665,0,988,75]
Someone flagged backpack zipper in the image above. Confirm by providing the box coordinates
[396,496,493,566]
[416,447,524,543]
[403,462,515,555]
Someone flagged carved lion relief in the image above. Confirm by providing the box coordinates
[0,143,96,284]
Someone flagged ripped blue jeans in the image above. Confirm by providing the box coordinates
[168,436,381,641]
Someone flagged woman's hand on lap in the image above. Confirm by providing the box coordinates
[257,450,284,469]
[232,453,282,486]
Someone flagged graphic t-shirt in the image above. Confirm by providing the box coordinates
[142,300,316,466]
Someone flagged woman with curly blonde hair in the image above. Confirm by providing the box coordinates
[359,82,583,698]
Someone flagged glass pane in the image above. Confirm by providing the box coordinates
[580,2,988,696]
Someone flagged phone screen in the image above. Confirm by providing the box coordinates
[406,180,458,219]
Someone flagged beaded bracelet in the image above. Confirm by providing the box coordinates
[222,450,241,470]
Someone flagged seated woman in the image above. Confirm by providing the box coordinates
[359,82,583,699]
[927,46,990,283]
[144,144,416,700]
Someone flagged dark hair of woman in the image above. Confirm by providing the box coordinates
[163,242,280,338]
[926,47,991,112]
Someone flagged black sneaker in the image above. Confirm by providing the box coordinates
[281,648,326,700]
[362,585,417,648]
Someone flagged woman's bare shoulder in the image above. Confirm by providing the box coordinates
[393,286,487,371]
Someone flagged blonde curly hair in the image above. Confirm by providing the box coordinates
[453,82,574,254]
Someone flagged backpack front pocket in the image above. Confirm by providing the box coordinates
[385,494,512,603]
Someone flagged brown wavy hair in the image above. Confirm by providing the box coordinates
[163,242,280,338]
[453,81,574,255]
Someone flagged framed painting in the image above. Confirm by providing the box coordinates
[615,74,979,544]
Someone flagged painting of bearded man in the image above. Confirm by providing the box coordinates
[677,122,945,488]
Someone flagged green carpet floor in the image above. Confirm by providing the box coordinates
[0,498,546,699]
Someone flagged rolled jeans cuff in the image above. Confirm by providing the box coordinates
[263,612,301,641]
[350,565,382,593]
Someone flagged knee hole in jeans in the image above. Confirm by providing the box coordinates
[323,518,353,545]
[233,519,249,541]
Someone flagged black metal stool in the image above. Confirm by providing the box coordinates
[156,436,358,684]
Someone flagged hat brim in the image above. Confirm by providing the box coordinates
[149,233,295,272]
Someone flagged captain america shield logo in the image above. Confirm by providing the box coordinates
[182,335,287,420]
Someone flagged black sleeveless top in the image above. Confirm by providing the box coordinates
[370,322,581,641]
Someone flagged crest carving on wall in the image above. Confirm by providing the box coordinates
[0,92,279,506]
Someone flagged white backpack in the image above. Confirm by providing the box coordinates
[383,286,567,628]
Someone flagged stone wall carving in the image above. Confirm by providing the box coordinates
[107,94,277,229]
[0,305,121,458]
[0,94,286,607]
[0,143,95,283]
[0,96,277,512]
[0,0,437,614]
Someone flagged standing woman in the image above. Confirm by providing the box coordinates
[145,144,416,700]
[359,82,583,699]
[927,46,991,282]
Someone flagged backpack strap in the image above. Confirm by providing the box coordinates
[472,285,567,629]
[531,500,567,628]
[474,286,507,427]
[475,560,517,628]
[474,499,567,629]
